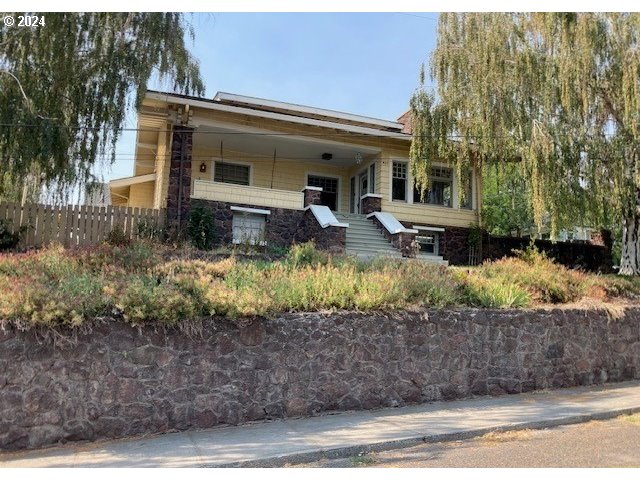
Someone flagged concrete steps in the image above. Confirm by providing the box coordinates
[335,213,401,258]
[336,212,450,265]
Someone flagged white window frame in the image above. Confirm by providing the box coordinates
[415,232,440,256]
[232,212,267,246]
[390,160,409,202]
[212,159,254,186]
[387,159,476,210]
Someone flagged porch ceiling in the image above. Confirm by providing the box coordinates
[192,124,381,167]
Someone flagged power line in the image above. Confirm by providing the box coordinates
[0,123,622,140]
[396,13,440,23]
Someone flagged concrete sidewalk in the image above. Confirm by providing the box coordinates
[2,381,640,468]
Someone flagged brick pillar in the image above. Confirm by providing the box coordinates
[360,194,382,215]
[302,186,323,207]
[166,127,193,231]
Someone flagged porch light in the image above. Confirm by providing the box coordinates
[199,162,207,173]
[321,153,333,161]
[355,152,363,164]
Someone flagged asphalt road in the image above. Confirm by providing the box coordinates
[293,414,640,468]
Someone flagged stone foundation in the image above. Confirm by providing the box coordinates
[370,216,417,258]
[360,195,382,215]
[190,198,345,253]
[1,307,639,451]
[397,221,471,265]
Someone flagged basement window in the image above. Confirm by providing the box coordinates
[232,212,266,246]
[416,233,439,256]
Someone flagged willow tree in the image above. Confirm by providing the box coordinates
[0,13,205,200]
[410,13,640,274]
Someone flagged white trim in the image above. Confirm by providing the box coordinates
[233,239,267,246]
[302,185,323,192]
[214,91,404,130]
[360,193,383,200]
[366,211,418,235]
[389,159,410,203]
[147,92,411,140]
[305,171,342,212]
[212,159,254,186]
[109,173,156,188]
[230,206,271,216]
[192,117,383,155]
[304,205,349,229]
[413,225,446,232]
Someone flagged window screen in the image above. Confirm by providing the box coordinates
[214,162,250,185]
[232,213,266,245]
[416,233,439,255]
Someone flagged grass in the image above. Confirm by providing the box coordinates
[350,453,377,467]
[618,413,640,425]
[1,240,639,330]
[479,429,534,443]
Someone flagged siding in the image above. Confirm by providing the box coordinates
[193,180,304,210]
[128,182,155,209]
[377,154,480,228]
[191,148,352,213]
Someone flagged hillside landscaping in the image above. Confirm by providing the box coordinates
[0,241,638,331]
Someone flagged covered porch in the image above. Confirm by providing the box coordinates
[188,121,382,213]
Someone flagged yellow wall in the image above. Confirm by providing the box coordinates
[131,98,481,227]
[128,182,155,209]
[191,147,352,212]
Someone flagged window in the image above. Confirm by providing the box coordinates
[232,213,266,245]
[307,175,339,211]
[369,163,376,193]
[413,166,453,207]
[392,161,408,201]
[416,233,439,256]
[214,162,250,186]
[460,172,473,210]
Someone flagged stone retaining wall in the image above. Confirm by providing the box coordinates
[1,307,639,451]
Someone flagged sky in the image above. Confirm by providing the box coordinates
[107,12,438,181]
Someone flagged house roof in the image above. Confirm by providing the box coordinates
[145,90,411,140]
[213,92,403,131]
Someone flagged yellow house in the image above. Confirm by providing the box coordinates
[109,91,482,264]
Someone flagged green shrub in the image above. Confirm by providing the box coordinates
[187,205,216,250]
[462,275,531,308]
[285,241,329,268]
[114,276,202,326]
[106,225,130,247]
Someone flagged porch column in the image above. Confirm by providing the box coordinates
[302,186,323,207]
[360,193,383,215]
[166,126,194,230]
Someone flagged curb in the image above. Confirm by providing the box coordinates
[205,406,640,468]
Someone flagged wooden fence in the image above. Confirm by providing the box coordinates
[0,202,166,249]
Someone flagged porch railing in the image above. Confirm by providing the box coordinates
[192,180,304,210]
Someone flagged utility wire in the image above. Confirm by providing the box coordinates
[0,123,622,140]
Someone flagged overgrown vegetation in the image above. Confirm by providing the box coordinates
[187,204,217,250]
[1,241,639,331]
[0,219,25,251]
